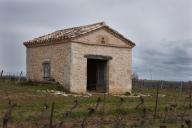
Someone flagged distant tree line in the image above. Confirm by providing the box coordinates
[132,73,192,92]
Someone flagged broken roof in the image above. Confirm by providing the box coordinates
[23,22,135,47]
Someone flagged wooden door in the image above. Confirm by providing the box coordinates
[43,62,51,80]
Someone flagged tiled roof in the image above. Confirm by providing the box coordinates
[23,22,135,47]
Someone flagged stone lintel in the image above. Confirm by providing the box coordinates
[84,54,112,60]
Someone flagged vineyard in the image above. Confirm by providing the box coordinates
[1,79,192,128]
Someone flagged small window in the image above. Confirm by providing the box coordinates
[42,62,51,80]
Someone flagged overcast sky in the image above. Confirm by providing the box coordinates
[0,0,191,81]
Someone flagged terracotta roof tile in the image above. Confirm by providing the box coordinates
[23,22,135,47]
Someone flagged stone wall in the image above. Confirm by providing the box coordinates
[26,42,71,90]
[70,28,132,94]
[26,28,133,94]
[73,28,132,48]
[70,42,132,94]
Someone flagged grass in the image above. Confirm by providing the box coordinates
[0,80,191,128]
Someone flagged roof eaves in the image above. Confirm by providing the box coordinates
[103,25,136,47]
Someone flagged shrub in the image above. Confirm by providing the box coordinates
[124,92,131,96]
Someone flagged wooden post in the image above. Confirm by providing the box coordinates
[190,91,192,109]
[160,81,163,89]
[143,80,144,87]
[1,70,3,78]
[95,97,101,111]
[153,85,159,120]
[49,102,55,128]
[180,81,183,92]
[102,93,106,115]
[18,71,23,82]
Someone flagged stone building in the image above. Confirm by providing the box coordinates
[23,22,135,94]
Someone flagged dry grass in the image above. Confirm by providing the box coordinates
[0,80,191,128]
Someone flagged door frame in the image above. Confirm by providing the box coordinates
[42,61,51,80]
[84,54,112,93]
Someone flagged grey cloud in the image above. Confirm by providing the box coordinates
[0,0,191,81]
[133,39,192,81]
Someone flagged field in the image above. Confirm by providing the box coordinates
[0,80,192,128]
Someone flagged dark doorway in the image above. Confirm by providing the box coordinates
[87,59,107,92]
